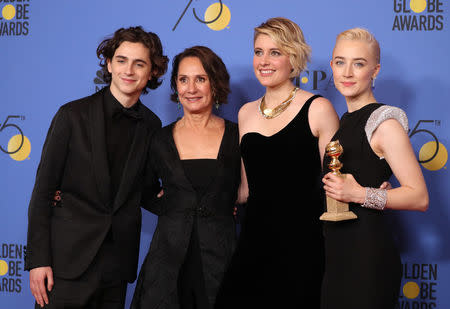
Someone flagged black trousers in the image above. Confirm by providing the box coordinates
[177,221,209,309]
[36,234,127,309]
[35,277,127,309]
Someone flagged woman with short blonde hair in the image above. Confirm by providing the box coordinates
[254,17,311,77]
[336,27,381,64]
[215,17,339,308]
[321,28,428,308]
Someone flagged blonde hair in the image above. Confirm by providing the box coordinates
[336,28,380,64]
[254,17,311,78]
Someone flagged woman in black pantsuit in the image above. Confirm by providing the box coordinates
[131,46,240,309]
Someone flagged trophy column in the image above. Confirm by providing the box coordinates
[320,140,357,222]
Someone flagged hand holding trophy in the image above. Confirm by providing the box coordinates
[320,140,357,221]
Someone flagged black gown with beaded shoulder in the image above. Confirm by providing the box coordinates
[320,103,402,309]
[215,95,325,308]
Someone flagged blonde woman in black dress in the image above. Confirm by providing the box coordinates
[321,28,429,309]
[215,17,340,308]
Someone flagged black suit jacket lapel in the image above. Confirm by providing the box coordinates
[200,120,228,201]
[165,123,196,193]
[88,90,111,206]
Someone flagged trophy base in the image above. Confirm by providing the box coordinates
[319,211,357,221]
[320,196,358,221]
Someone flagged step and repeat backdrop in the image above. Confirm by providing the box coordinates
[1,0,449,307]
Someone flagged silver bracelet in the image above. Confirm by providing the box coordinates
[362,187,387,210]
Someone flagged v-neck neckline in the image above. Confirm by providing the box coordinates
[169,119,228,161]
[165,119,229,196]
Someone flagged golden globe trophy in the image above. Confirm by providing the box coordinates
[320,140,357,221]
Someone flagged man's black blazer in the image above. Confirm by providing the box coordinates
[25,88,161,282]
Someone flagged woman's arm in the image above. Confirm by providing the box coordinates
[236,104,250,204]
[371,118,429,211]
[309,97,340,165]
[322,119,429,212]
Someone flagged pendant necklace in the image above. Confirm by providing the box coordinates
[259,87,299,119]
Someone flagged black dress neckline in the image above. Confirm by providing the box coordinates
[242,94,321,140]
[343,103,380,117]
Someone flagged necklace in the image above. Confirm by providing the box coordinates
[259,87,299,119]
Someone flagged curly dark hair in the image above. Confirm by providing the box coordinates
[170,46,230,105]
[97,26,169,94]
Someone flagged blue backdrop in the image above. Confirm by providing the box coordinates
[1,0,449,307]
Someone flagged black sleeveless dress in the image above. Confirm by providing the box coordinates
[215,95,325,308]
[320,103,402,309]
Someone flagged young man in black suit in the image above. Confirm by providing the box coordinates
[25,26,168,308]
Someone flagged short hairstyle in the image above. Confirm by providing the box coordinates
[96,26,169,94]
[254,17,311,78]
[170,46,230,105]
[335,28,381,64]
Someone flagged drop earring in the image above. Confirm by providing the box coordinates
[215,100,220,110]
[175,91,182,110]
[372,76,376,88]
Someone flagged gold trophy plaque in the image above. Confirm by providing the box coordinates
[320,140,357,221]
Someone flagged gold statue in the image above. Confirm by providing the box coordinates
[320,140,357,221]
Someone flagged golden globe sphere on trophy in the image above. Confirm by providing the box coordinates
[320,140,357,221]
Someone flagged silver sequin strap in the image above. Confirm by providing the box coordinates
[365,105,409,143]
[362,187,387,210]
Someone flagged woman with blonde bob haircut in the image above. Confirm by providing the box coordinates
[321,28,428,309]
[254,17,312,78]
[215,17,339,308]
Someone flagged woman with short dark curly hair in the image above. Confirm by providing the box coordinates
[169,46,231,106]
[131,46,240,309]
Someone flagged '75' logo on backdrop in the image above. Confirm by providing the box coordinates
[173,0,231,31]
[0,115,31,161]
[409,120,447,171]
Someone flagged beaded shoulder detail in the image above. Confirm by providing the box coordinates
[365,105,409,142]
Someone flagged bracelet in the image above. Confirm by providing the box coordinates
[361,187,387,210]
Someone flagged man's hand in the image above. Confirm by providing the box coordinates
[30,266,54,308]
